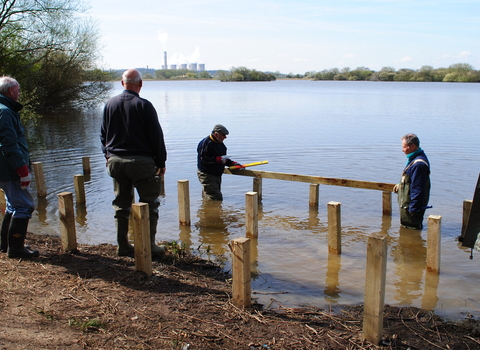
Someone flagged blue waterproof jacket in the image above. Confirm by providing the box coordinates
[197,134,234,176]
[399,149,430,213]
[0,94,29,181]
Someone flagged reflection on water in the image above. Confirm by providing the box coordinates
[24,80,480,320]
[324,252,341,303]
[195,200,235,255]
[391,228,427,305]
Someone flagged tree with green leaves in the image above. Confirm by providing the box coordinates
[0,0,112,113]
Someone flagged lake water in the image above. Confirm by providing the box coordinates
[25,80,480,320]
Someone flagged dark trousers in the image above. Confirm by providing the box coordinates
[108,156,161,235]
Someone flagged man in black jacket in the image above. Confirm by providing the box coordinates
[101,69,167,256]
[197,124,241,200]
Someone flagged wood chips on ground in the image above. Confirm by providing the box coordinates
[1,233,480,350]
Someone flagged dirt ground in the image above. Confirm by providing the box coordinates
[1,233,480,350]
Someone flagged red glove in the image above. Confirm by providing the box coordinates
[230,162,245,169]
[16,164,31,189]
[216,156,230,164]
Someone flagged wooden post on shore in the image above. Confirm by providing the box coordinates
[31,162,47,196]
[73,175,86,204]
[382,191,392,216]
[363,233,387,346]
[327,201,341,254]
[461,200,472,237]
[246,192,258,238]
[132,203,152,276]
[253,177,262,202]
[230,237,251,308]
[178,180,190,225]
[426,215,442,274]
[58,192,77,252]
[309,184,319,207]
[82,156,91,174]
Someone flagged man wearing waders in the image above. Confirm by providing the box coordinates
[393,134,430,230]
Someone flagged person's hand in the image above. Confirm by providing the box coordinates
[393,184,399,193]
[230,161,245,169]
[156,167,166,176]
[16,164,31,190]
[216,155,230,164]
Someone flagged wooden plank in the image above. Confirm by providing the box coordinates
[382,191,392,216]
[327,201,341,254]
[230,237,251,308]
[132,203,152,276]
[245,192,258,238]
[225,169,395,191]
[426,215,442,273]
[363,234,387,345]
[31,162,47,196]
[58,192,77,252]
[73,174,86,204]
[309,184,319,207]
[177,180,191,225]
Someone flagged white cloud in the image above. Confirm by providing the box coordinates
[394,56,412,63]
[343,53,357,58]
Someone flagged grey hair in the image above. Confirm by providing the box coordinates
[122,69,142,84]
[0,76,19,96]
[401,133,420,147]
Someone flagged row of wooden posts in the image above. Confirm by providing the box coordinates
[14,158,465,346]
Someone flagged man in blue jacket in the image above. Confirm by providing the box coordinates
[101,69,167,257]
[0,76,39,258]
[197,124,242,200]
[394,133,431,230]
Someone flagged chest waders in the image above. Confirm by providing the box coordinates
[398,159,430,229]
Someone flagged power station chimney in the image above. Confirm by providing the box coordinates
[164,51,167,69]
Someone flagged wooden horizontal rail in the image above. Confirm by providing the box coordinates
[224,169,396,192]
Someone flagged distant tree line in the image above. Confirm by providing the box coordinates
[217,67,276,82]
[303,63,480,82]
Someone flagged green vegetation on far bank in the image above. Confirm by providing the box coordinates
[110,63,479,84]
[305,63,480,82]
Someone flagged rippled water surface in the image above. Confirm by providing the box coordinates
[25,80,480,319]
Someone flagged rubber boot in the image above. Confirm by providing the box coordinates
[0,212,12,253]
[150,218,165,257]
[7,217,39,258]
[116,217,134,257]
[151,234,166,256]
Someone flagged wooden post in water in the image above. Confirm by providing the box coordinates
[132,203,152,276]
[426,215,442,274]
[230,237,251,308]
[327,201,341,254]
[363,233,387,346]
[253,177,262,202]
[382,191,392,216]
[82,156,91,174]
[58,192,77,252]
[31,162,47,196]
[309,184,319,208]
[245,191,258,238]
[461,200,473,237]
[73,175,86,204]
[177,180,190,225]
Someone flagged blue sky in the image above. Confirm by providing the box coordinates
[86,0,480,74]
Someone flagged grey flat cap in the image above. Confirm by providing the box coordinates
[212,124,229,135]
